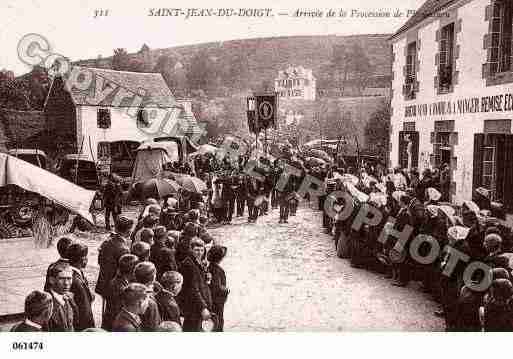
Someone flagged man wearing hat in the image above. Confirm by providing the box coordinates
[68,242,95,331]
[96,216,133,323]
[103,173,123,231]
[208,245,229,331]
[179,238,213,331]
[11,291,53,332]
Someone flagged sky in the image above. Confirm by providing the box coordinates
[1,0,425,75]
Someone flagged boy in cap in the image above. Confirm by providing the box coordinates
[111,283,149,332]
[208,245,229,331]
[96,216,132,311]
[44,236,73,292]
[102,254,138,330]
[68,242,95,331]
[11,291,53,332]
[47,262,77,331]
[133,261,162,331]
[155,271,183,325]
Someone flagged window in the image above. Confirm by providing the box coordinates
[137,109,150,128]
[482,145,497,197]
[405,42,417,99]
[439,23,455,91]
[98,142,111,160]
[433,132,451,168]
[490,0,513,74]
[97,108,111,129]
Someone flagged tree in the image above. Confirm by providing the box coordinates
[364,103,390,159]
[186,50,218,92]
[112,48,131,71]
[330,43,373,96]
[153,55,176,89]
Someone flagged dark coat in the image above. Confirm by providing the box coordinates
[96,233,130,297]
[140,290,161,331]
[208,263,228,305]
[47,293,76,332]
[155,290,181,323]
[102,274,129,331]
[178,256,212,318]
[112,309,142,332]
[103,180,122,210]
[11,321,43,332]
[70,267,95,331]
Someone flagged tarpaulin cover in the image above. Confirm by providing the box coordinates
[0,153,96,222]
[131,148,172,183]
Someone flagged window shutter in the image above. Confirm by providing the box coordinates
[435,30,441,41]
[430,132,435,144]
[503,135,513,208]
[485,4,491,21]
[398,131,406,168]
[411,132,419,168]
[473,133,485,193]
[495,134,506,202]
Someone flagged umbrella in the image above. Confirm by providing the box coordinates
[305,156,326,167]
[137,178,181,199]
[176,175,207,194]
[305,149,334,163]
[190,144,218,157]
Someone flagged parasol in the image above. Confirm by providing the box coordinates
[305,156,326,168]
[136,178,181,199]
[175,175,208,194]
[305,149,334,163]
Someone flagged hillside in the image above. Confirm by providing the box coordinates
[75,34,393,92]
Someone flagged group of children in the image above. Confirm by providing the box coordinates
[11,205,230,332]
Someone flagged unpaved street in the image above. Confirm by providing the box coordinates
[0,203,444,331]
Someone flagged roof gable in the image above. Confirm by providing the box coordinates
[66,67,177,108]
[391,0,456,39]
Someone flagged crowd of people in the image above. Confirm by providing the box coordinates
[318,163,513,331]
[12,142,513,332]
[13,204,229,332]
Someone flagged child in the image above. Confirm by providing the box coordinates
[155,271,183,325]
[207,245,229,332]
[11,290,53,332]
[111,283,149,332]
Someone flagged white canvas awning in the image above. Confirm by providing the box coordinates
[0,153,96,222]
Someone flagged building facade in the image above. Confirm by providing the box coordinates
[275,66,317,100]
[43,67,201,175]
[390,0,513,211]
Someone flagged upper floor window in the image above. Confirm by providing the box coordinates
[490,0,513,74]
[439,23,455,92]
[137,109,150,128]
[405,41,417,99]
[97,108,111,129]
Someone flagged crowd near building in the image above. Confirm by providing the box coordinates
[390,0,513,221]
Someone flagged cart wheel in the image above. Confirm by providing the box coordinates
[10,201,35,227]
[0,217,18,238]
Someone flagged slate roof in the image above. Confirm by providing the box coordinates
[391,0,456,39]
[66,66,177,108]
[0,109,46,149]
